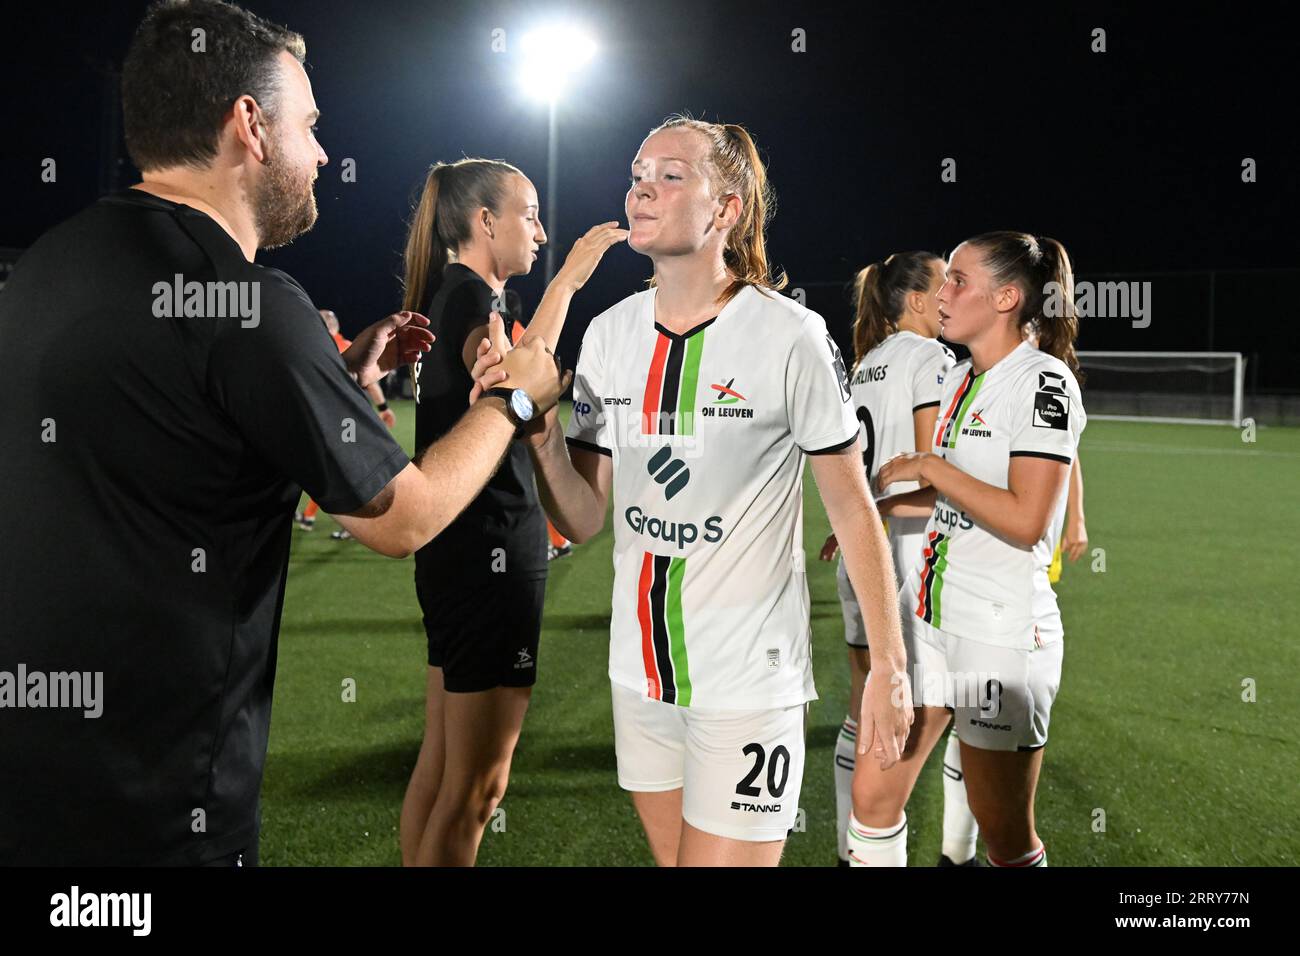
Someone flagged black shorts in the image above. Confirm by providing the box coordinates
[416,574,547,693]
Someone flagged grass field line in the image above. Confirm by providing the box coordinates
[1083,440,1300,459]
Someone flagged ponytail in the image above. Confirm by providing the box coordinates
[850,251,941,366]
[1034,237,1082,378]
[851,263,893,364]
[967,231,1082,379]
[401,164,450,315]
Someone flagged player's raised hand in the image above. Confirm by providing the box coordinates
[819,533,839,562]
[552,221,630,293]
[859,665,913,770]
[343,310,434,388]
[467,312,510,404]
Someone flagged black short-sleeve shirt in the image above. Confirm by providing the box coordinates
[412,263,547,582]
[0,189,408,864]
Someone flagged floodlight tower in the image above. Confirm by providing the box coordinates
[518,25,597,283]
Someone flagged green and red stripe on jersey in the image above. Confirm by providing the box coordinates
[935,368,986,449]
[641,323,709,436]
[636,551,692,706]
[915,530,951,627]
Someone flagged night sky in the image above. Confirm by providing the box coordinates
[3,0,1295,387]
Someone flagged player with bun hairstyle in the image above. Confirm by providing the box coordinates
[848,232,1086,868]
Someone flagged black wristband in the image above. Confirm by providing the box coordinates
[376,402,390,412]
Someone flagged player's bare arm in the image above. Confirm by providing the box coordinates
[1061,455,1088,561]
[457,222,627,378]
[878,451,1070,550]
[809,444,913,768]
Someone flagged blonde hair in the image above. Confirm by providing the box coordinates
[643,113,787,307]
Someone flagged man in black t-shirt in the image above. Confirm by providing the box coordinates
[0,0,564,865]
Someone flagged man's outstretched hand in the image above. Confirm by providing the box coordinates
[342,310,434,388]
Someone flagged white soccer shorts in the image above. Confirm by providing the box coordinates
[611,681,807,842]
[906,615,1064,752]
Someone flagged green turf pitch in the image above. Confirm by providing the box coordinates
[263,401,1300,865]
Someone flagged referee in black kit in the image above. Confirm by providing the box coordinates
[0,0,565,865]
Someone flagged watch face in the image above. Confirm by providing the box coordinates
[510,389,536,422]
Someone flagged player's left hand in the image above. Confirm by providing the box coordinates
[1062,514,1089,562]
[379,408,396,429]
[343,310,434,388]
[876,452,930,493]
[859,665,913,770]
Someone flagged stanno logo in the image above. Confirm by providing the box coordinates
[731,801,782,813]
[969,717,1012,732]
[604,396,632,405]
[514,648,534,669]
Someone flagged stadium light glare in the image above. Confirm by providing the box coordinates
[517,23,599,283]
[518,24,597,103]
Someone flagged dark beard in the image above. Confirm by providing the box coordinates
[252,135,318,250]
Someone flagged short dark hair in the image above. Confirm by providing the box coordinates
[122,0,306,172]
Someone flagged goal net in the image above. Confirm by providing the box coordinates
[1075,351,1245,426]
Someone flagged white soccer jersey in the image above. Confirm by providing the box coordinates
[902,340,1086,648]
[849,330,955,498]
[566,284,859,710]
[848,331,955,587]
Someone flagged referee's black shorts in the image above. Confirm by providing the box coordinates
[416,574,547,693]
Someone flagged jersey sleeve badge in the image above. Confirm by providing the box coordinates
[1033,390,1070,429]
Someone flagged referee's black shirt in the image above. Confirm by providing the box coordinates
[413,264,547,583]
[0,189,409,864]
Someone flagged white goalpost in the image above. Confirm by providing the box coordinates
[1075,351,1245,427]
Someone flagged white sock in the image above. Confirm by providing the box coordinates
[847,812,908,867]
[988,844,1047,867]
[940,731,979,864]
[834,715,857,862]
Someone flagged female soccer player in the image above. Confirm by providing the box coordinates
[397,158,625,866]
[472,116,913,866]
[817,252,983,866]
[847,231,1086,868]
